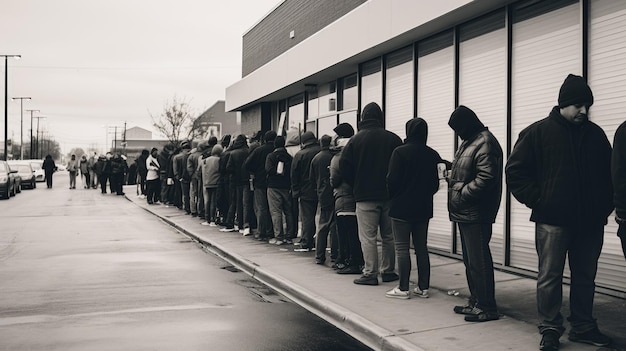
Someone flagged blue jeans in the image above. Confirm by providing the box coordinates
[535,223,603,335]
[203,187,218,222]
[458,222,497,312]
[298,198,318,249]
[355,201,395,277]
[392,219,430,292]
[267,188,295,240]
[315,206,337,261]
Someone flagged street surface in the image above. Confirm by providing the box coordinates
[0,173,369,351]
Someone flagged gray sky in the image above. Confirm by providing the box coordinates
[1,0,279,155]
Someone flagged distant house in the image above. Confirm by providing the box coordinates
[125,126,152,140]
[112,126,169,166]
[194,100,241,140]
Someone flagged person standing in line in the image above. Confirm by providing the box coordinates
[225,134,251,234]
[339,102,402,286]
[201,144,223,226]
[88,152,98,189]
[310,134,338,265]
[79,154,90,189]
[291,131,321,252]
[173,140,192,213]
[109,153,127,196]
[136,149,149,198]
[42,154,56,189]
[67,154,79,189]
[330,123,363,275]
[385,118,442,300]
[246,131,262,234]
[265,136,295,245]
[447,105,502,322]
[187,142,206,217]
[245,131,277,241]
[506,74,613,349]
[158,144,173,206]
[612,121,626,261]
[145,148,161,204]
[95,154,108,193]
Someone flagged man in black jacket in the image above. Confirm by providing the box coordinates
[266,136,295,245]
[448,105,502,323]
[291,131,321,251]
[339,102,402,286]
[506,74,613,350]
[225,134,250,233]
[245,131,276,240]
[173,140,192,214]
[612,122,626,261]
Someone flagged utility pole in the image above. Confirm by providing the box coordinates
[12,97,31,160]
[33,116,45,159]
[25,109,39,159]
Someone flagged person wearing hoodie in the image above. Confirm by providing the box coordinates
[339,102,402,286]
[310,134,338,265]
[291,131,321,251]
[224,134,250,233]
[385,118,442,300]
[217,135,232,227]
[136,149,149,197]
[447,105,502,323]
[173,140,192,213]
[187,142,207,218]
[200,144,223,226]
[67,154,79,189]
[266,136,295,245]
[158,144,174,206]
[330,123,363,275]
[507,75,613,349]
[245,131,277,241]
[79,154,90,189]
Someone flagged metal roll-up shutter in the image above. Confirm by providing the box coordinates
[589,0,626,292]
[385,47,414,140]
[510,1,581,272]
[418,33,455,252]
[459,14,507,264]
[361,58,383,110]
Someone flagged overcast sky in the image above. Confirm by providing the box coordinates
[1,0,279,155]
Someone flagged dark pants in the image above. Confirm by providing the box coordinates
[217,179,230,225]
[203,187,218,222]
[267,188,295,240]
[181,181,190,212]
[45,170,54,188]
[336,215,363,268]
[298,198,318,249]
[254,188,273,237]
[138,172,147,195]
[159,173,170,204]
[535,223,603,335]
[99,173,109,193]
[146,178,160,203]
[392,218,430,292]
[111,173,124,194]
[69,171,77,188]
[458,222,497,312]
[248,187,257,230]
[315,206,337,261]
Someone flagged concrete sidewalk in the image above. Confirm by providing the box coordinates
[125,191,625,351]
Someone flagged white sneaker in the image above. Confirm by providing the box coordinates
[242,227,251,236]
[220,227,236,232]
[413,288,429,298]
[209,222,217,227]
[385,287,410,299]
[201,221,209,226]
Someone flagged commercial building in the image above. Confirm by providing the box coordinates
[226,0,626,296]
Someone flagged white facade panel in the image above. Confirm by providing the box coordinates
[361,72,383,110]
[418,46,455,252]
[459,28,507,264]
[510,3,581,272]
[588,0,626,292]
[385,61,414,140]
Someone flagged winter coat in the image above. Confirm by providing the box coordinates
[173,149,191,182]
[110,157,127,175]
[266,147,293,190]
[448,116,503,224]
[67,159,79,173]
[226,137,250,186]
[136,154,148,177]
[244,142,274,189]
[506,106,613,226]
[201,155,221,188]
[612,121,626,222]
[387,118,442,221]
[291,143,321,200]
[330,141,355,215]
[339,104,402,202]
[146,154,160,181]
[79,159,89,174]
[43,157,56,173]
[310,147,336,209]
[158,150,170,177]
[187,148,203,180]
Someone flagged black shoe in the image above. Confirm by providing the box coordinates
[147,201,154,205]
[568,328,611,347]
[353,275,378,286]
[463,307,500,322]
[540,330,560,351]
[191,213,197,217]
[381,272,399,282]
[337,266,362,275]
[315,258,325,265]
[453,302,476,315]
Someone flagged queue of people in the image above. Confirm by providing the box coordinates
[133,73,625,351]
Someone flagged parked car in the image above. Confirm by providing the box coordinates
[28,160,45,182]
[0,160,19,199]
[8,161,36,189]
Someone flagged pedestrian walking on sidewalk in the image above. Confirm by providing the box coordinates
[447,105,502,322]
[506,74,613,349]
[42,154,56,189]
[339,102,402,286]
[291,131,321,251]
[612,121,626,262]
[385,118,442,300]
[79,154,90,189]
[266,136,295,245]
[67,154,78,189]
[329,123,363,275]
[311,135,338,265]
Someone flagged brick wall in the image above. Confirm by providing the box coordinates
[240,105,262,137]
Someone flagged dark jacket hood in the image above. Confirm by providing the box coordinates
[405,118,428,144]
[358,102,384,130]
[448,105,485,140]
[231,135,248,150]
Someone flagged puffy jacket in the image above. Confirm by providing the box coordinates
[448,107,503,223]
[187,148,203,180]
[226,136,249,185]
[310,147,336,209]
[266,147,293,189]
[244,141,274,189]
[291,143,321,200]
[173,149,191,182]
[388,118,442,221]
[506,106,612,226]
[201,155,221,188]
[330,142,355,215]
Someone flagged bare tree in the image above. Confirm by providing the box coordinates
[150,96,198,145]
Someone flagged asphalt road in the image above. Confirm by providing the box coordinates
[0,173,370,351]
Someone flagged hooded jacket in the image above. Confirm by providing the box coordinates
[291,141,321,200]
[309,144,337,209]
[266,146,293,189]
[387,118,442,221]
[339,102,402,202]
[330,138,356,215]
[244,140,275,189]
[506,106,613,226]
[226,135,250,185]
[448,106,503,223]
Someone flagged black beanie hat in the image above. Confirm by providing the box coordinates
[320,134,332,147]
[333,123,355,138]
[300,131,317,145]
[558,74,594,108]
[264,130,277,142]
[274,136,285,148]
